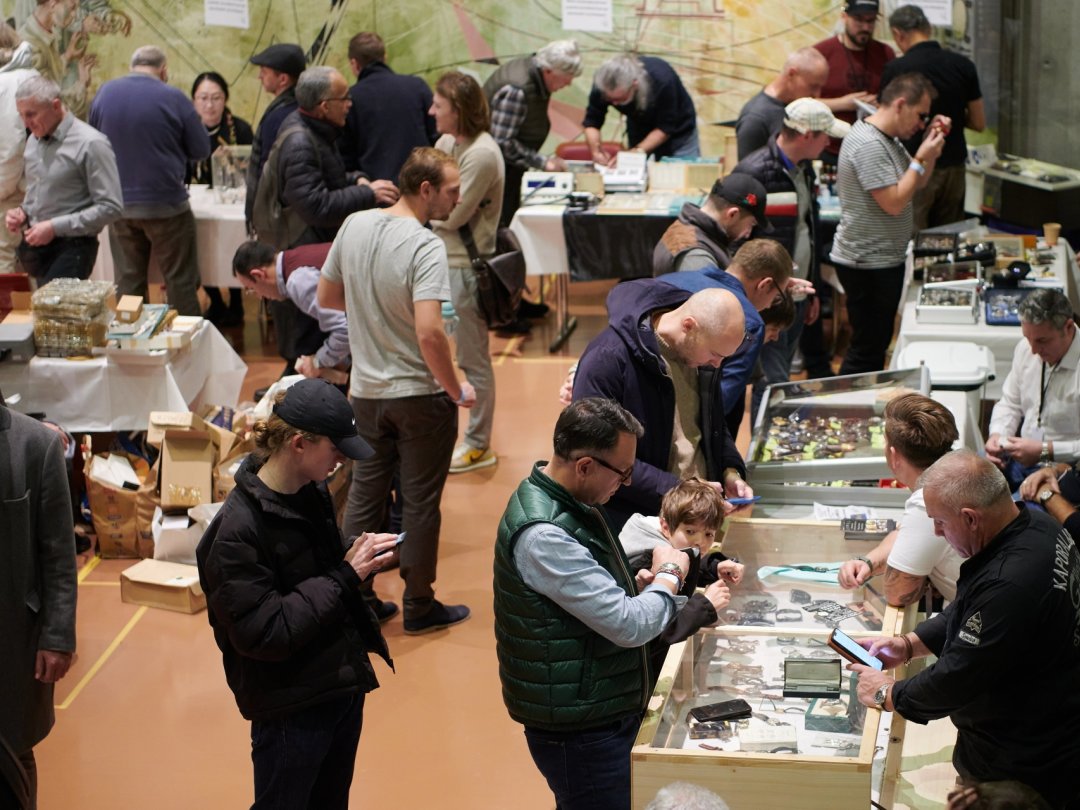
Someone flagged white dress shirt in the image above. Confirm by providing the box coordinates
[988,330,1080,462]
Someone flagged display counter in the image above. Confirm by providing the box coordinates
[632,519,914,809]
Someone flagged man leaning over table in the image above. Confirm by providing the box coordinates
[6,74,121,283]
[849,450,1080,810]
[985,288,1080,491]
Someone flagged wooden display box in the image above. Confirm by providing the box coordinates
[631,519,909,809]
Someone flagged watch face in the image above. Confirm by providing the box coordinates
[1040,489,1054,503]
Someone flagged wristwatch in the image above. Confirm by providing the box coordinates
[1039,488,1056,505]
[873,682,891,710]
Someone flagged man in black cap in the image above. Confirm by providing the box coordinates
[813,0,896,167]
[245,43,305,230]
[653,173,771,276]
[197,377,397,810]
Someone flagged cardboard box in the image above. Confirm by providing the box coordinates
[159,430,215,512]
[115,294,143,323]
[120,559,206,613]
[147,411,208,447]
[84,452,150,558]
[152,503,222,564]
[214,452,248,502]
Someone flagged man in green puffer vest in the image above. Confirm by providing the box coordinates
[494,397,690,810]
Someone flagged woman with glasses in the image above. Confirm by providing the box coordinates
[189,71,253,326]
[429,71,505,475]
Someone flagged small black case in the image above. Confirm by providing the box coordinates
[688,698,753,724]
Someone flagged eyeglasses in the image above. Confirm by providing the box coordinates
[576,454,633,485]
[321,95,351,104]
[194,94,225,104]
[918,112,932,124]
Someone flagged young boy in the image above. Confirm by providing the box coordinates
[620,478,746,684]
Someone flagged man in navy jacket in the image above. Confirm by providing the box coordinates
[573,284,751,531]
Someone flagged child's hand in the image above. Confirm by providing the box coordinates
[716,560,744,586]
[703,581,731,614]
[635,568,654,590]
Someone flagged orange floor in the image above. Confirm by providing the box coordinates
[36,283,628,809]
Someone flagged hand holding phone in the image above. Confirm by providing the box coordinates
[828,628,884,671]
[376,532,406,557]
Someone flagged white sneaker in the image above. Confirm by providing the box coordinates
[449,444,497,473]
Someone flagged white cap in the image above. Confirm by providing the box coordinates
[783,98,851,139]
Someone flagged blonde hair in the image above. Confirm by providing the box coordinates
[251,391,320,461]
[660,478,724,532]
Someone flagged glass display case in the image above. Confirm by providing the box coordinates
[746,367,929,507]
[632,520,912,809]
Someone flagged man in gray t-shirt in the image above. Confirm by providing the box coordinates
[318,147,477,636]
[831,72,945,375]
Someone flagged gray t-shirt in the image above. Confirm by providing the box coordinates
[735,91,786,160]
[831,119,914,269]
[321,210,452,399]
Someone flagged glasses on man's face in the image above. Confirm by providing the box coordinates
[322,95,351,105]
[578,454,633,486]
[770,277,792,308]
[918,112,932,125]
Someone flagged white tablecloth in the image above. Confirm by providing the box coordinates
[891,242,1079,400]
[91,185,247,289]
[510,204,570,277]
[0,321,247,431]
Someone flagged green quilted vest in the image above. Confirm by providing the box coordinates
[493,463,650,731]
[482,56,552,152]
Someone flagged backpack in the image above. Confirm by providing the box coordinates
[458,224,527,329]
[251,123,320,250]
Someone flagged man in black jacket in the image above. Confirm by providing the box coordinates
[735,97,848,413]
[851,450,1080,809]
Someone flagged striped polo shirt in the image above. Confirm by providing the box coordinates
[831,119,914,269]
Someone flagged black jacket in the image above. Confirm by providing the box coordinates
[734,136,821,288]
[892,507,1080,808]
[277,110,375,246]
[573,279,746,530]
[196,457,391,721]
[652,202,735,277]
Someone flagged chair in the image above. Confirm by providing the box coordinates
[555,141,622,163]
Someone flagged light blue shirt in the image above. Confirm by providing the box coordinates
[513,521,681,648]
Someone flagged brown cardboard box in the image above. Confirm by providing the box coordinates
[120,559,206,613]
[84,452,151,558]
[159,430,215,512]
[147,411,208,447]
[115,294,143,323]
[214,451,249,502]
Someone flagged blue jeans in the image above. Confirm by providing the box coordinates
[250,692,365,810]
[667,128,701,159]
[524,713,640,810]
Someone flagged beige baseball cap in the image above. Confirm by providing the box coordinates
[783,98,851,139]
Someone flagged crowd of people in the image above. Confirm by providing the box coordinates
[3,4,1079,810]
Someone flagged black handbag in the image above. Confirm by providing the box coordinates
[458,223,526,329]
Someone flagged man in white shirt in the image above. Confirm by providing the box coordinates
[986,288,1080,489]
[838,393,963,605]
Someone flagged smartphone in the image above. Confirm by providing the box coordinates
[375,532,407,557]
[727,496,761,506]
[827,628,884,671]
[688,698,753,724]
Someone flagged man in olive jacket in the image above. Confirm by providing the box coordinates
[0,391,76,808]
[494,398,689,810]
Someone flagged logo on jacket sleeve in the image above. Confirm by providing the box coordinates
[958,611,982,645]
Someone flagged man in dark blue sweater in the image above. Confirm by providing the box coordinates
[340,32,436,183]
[89,45,208,315]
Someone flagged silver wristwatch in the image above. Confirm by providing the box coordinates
[873,682,890,710]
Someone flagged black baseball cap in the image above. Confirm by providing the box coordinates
[844,0,880,15]
[272,379,374,460]
[711,174,772,233]
[250,44,306,79]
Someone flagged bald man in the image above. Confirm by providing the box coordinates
[573,283,752,531]
[735,47,829,159]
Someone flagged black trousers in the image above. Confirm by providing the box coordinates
[16,236,98,283]
[834,262,906,376]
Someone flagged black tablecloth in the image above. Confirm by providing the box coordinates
[563,209,675,281]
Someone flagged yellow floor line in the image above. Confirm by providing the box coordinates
[80,581,120,587]
[55,606,147,711]
[77,555,102,583]
[491,336,524,367]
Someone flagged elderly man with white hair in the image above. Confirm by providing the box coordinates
[849,449,1080,809]
[483,39,582,225]
[6,74,121,283]
[583,53,698,167]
